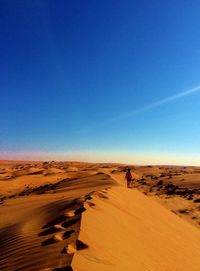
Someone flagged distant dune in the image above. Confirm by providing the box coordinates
[0,161,200,270]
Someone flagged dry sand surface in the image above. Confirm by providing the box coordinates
[0,161,200,270]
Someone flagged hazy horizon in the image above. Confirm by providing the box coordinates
[1,150,200,166]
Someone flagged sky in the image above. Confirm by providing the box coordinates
[1,0,200,165]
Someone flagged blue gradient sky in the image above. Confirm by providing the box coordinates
[1,0,200,164]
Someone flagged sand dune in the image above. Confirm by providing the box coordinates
[72,186,200,271]
[0,163,115,270]
[0,161,200,270]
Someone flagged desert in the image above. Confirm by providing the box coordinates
[2,1,200,270]
[0,160,200,270]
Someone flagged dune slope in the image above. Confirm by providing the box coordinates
[72,186,200,271]
[0,171,115,271]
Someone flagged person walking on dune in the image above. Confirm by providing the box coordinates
[125,168,133,188]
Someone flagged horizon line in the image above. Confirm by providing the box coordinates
[0,158,199,167]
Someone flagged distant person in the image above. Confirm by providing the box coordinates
[125,168,133,188]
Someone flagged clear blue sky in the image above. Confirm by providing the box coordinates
[1,0,200,164]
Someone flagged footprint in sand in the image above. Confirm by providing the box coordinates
[64,206,86,217]
[74,207,86,214]
[41,226,76,246]
[63,230,75,239]
[85,194,93,200]
[39,225,64,236]
[64,210,76,217]
[85,201,96,207]
[42,205,85,230]
[94,191,109,200]
[63,240,89,254]
[42,215,67,229]
[41,233,63,246]
[61,218,79,228]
